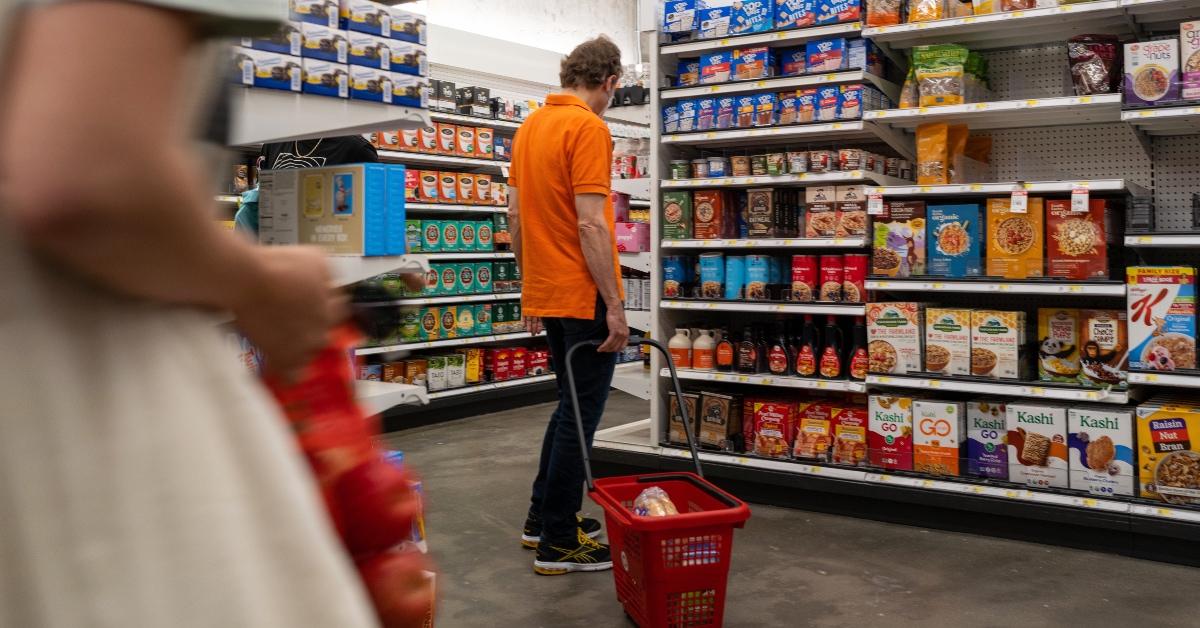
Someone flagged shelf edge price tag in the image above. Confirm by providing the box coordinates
[1071,186,1089,212]
[868,192,885,216]
[1010,189,1029,213]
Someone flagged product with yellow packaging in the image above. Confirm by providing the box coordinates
[986,196,1044,278]
[913,44,969,107]
[914,400,966,476]
[1137,400,1200,504]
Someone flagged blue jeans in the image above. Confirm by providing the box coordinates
[529,297,618,544]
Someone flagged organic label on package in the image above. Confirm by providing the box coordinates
[925,308,970,376]
[662,191,693,239]
[1047,199,1109,280]
[1127,266,1196,371]
[1136,402,1200,504]
[867,302,923,375]
[1006,402,1069,489]
[914,400,965,476]
[1068,406,1134,497]
[966,400,1007,480]
[986,197,1044,279]
[868,395,913,470]
[927,204,982,277]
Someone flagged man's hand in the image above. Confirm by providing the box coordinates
[524,315,544,336]
[597,301,629,353]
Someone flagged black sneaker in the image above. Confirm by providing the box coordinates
[521,514,602,549]
[533,529,613,575]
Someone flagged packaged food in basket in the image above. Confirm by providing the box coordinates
[1136,400,1200,504]
[924,308,971,376]
[1006,402,1069,489]
[866,302,923,375]
[913,400,965,476]
[662,191,693,239]
[1068,406,1134,497]
[830,405,869,466]
[699,391,743,450]
[927,204,982,277]
[752,400,796,459]
[1077,309,1128,389]
[793,400,833,460]
[1046,199,1110,280]
[633,486,680,517]
[669,392,701,446]
[966,400,1007,480]
[868,395,913,470]
[1037,308,1082,384]
[1127,266,1196,372]
[986,197,1044,279]
[872,201,926,277]
[970,310,1026,380]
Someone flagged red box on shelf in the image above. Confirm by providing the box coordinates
[528,350,550,375]
[485,347,512,382]
[510,347,529,379]
[614,222,651,253]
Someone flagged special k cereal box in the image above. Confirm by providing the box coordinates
[1136,399,1200,504]
[986,197,1044,279]
[913,400,966,476]
[866,302,923,375]
[924,308,971,376]
[1127,266,1197,371]
[1006,402,1069,489]
[966,400,1007,480]
[970,310,1027,380]
[793,400,833,460]
[830,405,869,466]
[868,395,913,470]
[1068,406,1135,497]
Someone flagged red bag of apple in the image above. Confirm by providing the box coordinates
[265,324,435,628]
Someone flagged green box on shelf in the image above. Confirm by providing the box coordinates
[398,307,422,342]
[460,220,478,250]
[458,263,476,294]
[477,220,495,251]
[421,219,443,252]
[493,300,509,332]
[661,191,693,239]
[456,304,476,337]
[475,262,493,293]
[438,263,460,295]
[493,260,511,292]
[474,303,492,336]
[406,219,423,252]
[441,220,462,251]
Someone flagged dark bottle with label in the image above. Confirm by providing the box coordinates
[848,316,869,381]
[716,328,735,372]
[819,315,845,379]
[794,315,820,377]
[767,325,793,376]
[755,325,770,373]
[736,327,758,373]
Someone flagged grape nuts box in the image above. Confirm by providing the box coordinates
[1006,402,1069,489]
[1068,406,1135,497]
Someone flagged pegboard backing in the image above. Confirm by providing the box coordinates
[1151,135,1200,230]
[982,44,1074,101]
[982,123,1154,186]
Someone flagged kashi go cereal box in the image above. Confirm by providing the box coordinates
[1127,266,1197,372]
[913,400,966,476]
[985,196,1044,279]
[868,395,914,471]
[970,310,1027,380]
[752,400,797,459]
[1006,402,1069,489]
[924,308,971,376]
[1136,399,1200,505]
[871,200,926,277]
[830,405,869,466]
[1046,199,1111,280]
[966,400,1008,480]
[793,399,834,460]
[1068,406,1135,497]
[1038,308,1082,384]
[866,302,923,375]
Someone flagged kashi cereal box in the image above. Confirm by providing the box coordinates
[924,308,971,376]
[830,406,869,466]
[753,400,797,459]
[986,197,1044,279]
[1037,308,1081,384]
[1046,199,1110,280]
[1127,266,1197,372]
[793,400,833,460]
[867,302,923,375]
[913,400,966,476]
[970,310,1026,380]
[1006,402,1069,489]
[966,400,1008,480]
[868,395,913,470]
[1136,400,1200,504]
[1068,406,1135,497]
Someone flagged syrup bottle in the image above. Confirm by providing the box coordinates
[819,315,845,379]
[794,314,820,378]
[736,327,758,373]
[848,316,869,381]
[768,325,793,376]
[716,328,735,372]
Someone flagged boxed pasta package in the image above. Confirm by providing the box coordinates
[1127,266,1197,371]
[970,310,1027,380]
[1006,402,1070,489]
[867,302,924,375]
[914,400,966,476]
[925,308,971,376]
[1046,199,1111,280]
[1068,406,1135,497]
[927,203,982,277]
[986,197,1044,279]
[1136,400,1200,505]
[868,395,914,470]
[1124,39,1180,107]
[871,201,926,277]
[1037,308,1082,384]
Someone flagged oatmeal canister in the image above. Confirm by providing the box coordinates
[699,252,725,299]
[745,254,771,300]
[724,255,746,300]
[663,255,689,298]
[790,255,817,302]
[843,254,868,303]
[819,255,844,302]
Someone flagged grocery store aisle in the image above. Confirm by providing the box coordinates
[382,392,1200,628]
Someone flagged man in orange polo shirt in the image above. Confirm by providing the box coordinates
[508,36,628,575]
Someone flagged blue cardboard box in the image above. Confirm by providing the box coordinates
[731,0,774,34]
[677,59,700,86]
[732,46,775,81]
[816,0,861,25]
[257,163,390,256]
[301,59,348,98]
[390,74,428,108]
[754,92,778,127]
[807,38,847,73]
[848,38,884,75]
[677,99,699,132]
[300,22,348,63]
[735,94,757,128]
[700,51,733,84]
[775,0,816,29]
[663,0,698,33]
[696,98,718,130]
[698,7,732,39]
[235,47,302,92]
[663,104,681,133]
[778,91,800,124]
[716,96,736,128]
[347,32,394,70]
[291,0,339,28]
[927,204,983,277]
[816,85,839,121]
[341,0,426,43]
[241,22,302,56]
[350,66,394,103]
[797,88,818,123]
[837,83,861,120]
[779,47,806,76]
[385,164,408,255]
[389,41,428,76]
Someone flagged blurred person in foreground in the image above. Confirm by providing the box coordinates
[0,1,419,626]
[508,35,629,575]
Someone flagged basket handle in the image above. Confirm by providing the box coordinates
[566,336,704,493]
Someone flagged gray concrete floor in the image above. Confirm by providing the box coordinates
[382,392,1200,628]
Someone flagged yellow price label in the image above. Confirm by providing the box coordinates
[737,457,749,465]
[705,132,717,139]
[875,281,889,288]
[932,282,944,289]
[1069,285,1083,293]
[929,380,942,388]
[1030,387,1046,395]
[1005,490,1018,498]
[1086,392,1099,400]
[710,86,720,93]
[969,184,983,191]
[997,284,1011,291]
[1079,96,1093,103]
[963,16,976,23]
[1011,10,1024,17]
[713,374,726,381]
[1145,374,1159,382]
[1083,499,1098,508]
[831,122,844,129]
[1025,99,1039,107]
[810,466,820,474]
[798,173,809,179]
[761,377,774,385]
[920,186,932,192]
[972,486,985,494]
[973,103,987,111]
[918,106,929,114]
[1139,110,1153,117]
[922,480,934,488]
[816,381,829,389]
[1137,236,1152,244]
[878,376,894,384]
[877,474,890,482]
[719,38,730,45]
[737,376,749,383]
[1157,508,1173,517]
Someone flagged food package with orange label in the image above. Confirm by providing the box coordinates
[866,302,924,375]
[475,127,495,159]
[692,190,726,239]
[456,173,475,204]
[1006,401,1069,489]
[913,400,965,476]
[417,170,440,202]
[417,124,438,153]
[793,400,833,460]
[970,310,1027,380]
[1068,406,1134,496]
[752,400,797,459]
[868,395,913,470]
[455,125,476,157]
[1136,399,1200,504]
[435,122,456,154]
[985,196,1044,279]
[830,405,869,466]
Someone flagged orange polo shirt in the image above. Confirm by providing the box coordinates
[509,93,622,320]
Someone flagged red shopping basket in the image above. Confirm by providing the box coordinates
[565,338,751,628]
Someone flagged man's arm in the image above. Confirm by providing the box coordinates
[576,194,628,352]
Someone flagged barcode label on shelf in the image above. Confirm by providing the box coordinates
[867,193,884,216]
[1071,186,1089,212]
[1010,189,1028,213]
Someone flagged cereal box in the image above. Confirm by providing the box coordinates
[418,306,439,340]
[668,392,701,446]
[830,406,869,466]
[986,197,1044,279]
[1077,309,1128,389]
[834,185,866,238]
[1136,400,1200,504]
[1046,199,1110,280]
[752,401,796,458]
[927,204,982,277]
[868,395,913,471]
[699,392,742,449]
[966,400,1008,480]
[693,190,726,239]
[1006,402,1069,489]
[1068,406,1135,497]
[700,51,733,84]
[1127,266,1197,371]
[1183,22,1200,100]
[775,0,816,30]
[1124,39,1180,107]
[970,310,1026,380]
[866,302,923,375]
[924,308,971,376]
[793,400,833,460]
[730,0,774,34]
[662,191,693,239]
[914,400,965,476]
[804,186,836,238]
[1037,308,1081,384]
[872,201,926,277]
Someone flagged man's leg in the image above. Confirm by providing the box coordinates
[526,317,569,522]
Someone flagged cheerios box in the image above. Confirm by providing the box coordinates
[926,204,982,278]
[234,47,302,92]
[913,400,965,476]
[966,400,1007,480]
[1068,406,1134,497]
[868,395,913,470]
[1124,39,1179,107]
[1136,400,1200,504]
[1006,402,1069,489]
[1127,266,1196,372]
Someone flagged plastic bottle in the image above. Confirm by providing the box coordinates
[716,328,735,372]
[755,325,770,373]
[767,325,793,376]
[819,315,845,379]
[692,329,716,371]
[848,316,869,381]
[668,328,692,369]
[736,327,758,373]
[794,314,820,378]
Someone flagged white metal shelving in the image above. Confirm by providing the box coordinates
[862,0,1126,50]
[866,374,1130,403]
[626,309,653,331]
[429,110,522,130]
[664,368,867,393]
[406,202,506,214]
[661,300,865,316]
[661,70,900,102]
[425,252,513,260]
[230,88,430,146]
[1122,106,1200,137]
[866,94,1123,131]
[357,293,519,308]
[378,150,510,172]
[659,22,862,56]
[866,278,1126,296]
[662,170,910,189]
[661,237,867,249]
[867,178,1150,198]
[620,251,653,273]
[1128,372,1200,387]
[612,178,652,198]
[428,374,556,400]
[330,255,430,287]
[661,120,915,160]
[357,380,429,414]
[357,331,543,356]
[1124,233,1200,247]
[612,362,652,400]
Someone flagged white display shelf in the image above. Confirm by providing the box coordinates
[357,293,519,308]
[867,178,1150,198]
[866,374,1130,403]
[630,199,652,209]
[862,1,1126,50]
[661,237,867,249]
[356,331,542,356]
[378,150,510,172]
[664,368,867,393]
[605,105,651,126]
[215,194,240,204]
[230,88,431,146]
[627,309,653,331]
[1121,0,1200,31]
[660,22,862,56]
[662,121,914,160]
[429,110,522,130]
[356,380,428,414]
[428,374,556,400]
[1128,372,1200,387]
[612,178,652,198]
[406,202,506,214]
[330,255,430,287]
[866,278,1126,296]
[613,362,652,400]
[1124,233,1200,247]
[661,300,865,316]
[865,94,1123,131]
[662,70,900,102]
[662,170,910,189]
[1122,106,1200,136]
[620,251,653,272]
[425,252,514,260]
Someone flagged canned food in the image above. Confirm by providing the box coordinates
[663,256,688,298]
[750,154,769,176]
[766,153,786,176]
[786,151,808,174]
[691,158,709,179]
[699,253,725,299]
[842,254,868,303]
[790,255,817,302]
[809,150,832,173]
[670,160,691,180]
[818,255,844,302]
[724,256,745,300]
[707,156,729,177]
[838,148,862,171]
[730,155,751,177]
[745,254,771,300]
